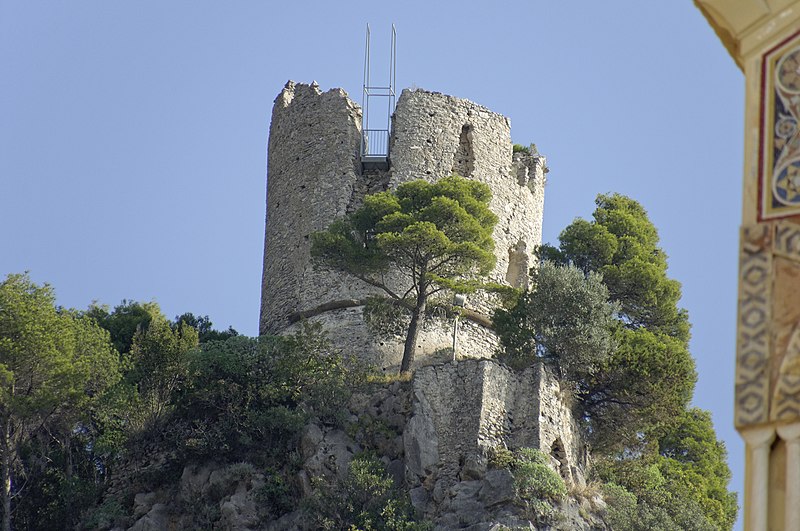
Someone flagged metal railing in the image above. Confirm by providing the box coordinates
[361,24,396,162]
[361,129,389,158]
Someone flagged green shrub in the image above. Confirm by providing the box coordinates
[309,454,430,530]
[81,497,128,531]
[490,447,567,524]
[487,446,514,469]
[513,448,567,502]
[512,144,531,154]
[255,470,294,520]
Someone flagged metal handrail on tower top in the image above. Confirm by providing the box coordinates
[361,24,396,167]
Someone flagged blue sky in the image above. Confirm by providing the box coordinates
[0,1,744,526]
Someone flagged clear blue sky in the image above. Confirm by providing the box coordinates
[0,1,744,527]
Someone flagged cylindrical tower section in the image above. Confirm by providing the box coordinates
[389,89,546,299]
[259,81,370,335]
[260,83,546,370]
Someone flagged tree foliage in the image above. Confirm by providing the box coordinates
[540,193,689,341]
[126,314,198,432]
[87,303,235,447]
[312,175,498,373]
[174,324,356,463]
[0,274,120,531]
[599,409,737,530]
[494,261,618,381]
[515,194,698,451]
[88,302,236,354]
[494,194,735,528]
[495,264,695,451]
[173,312,238,343]
[86,300,160,355]
[87,302,200,460]
[583,327,696,451]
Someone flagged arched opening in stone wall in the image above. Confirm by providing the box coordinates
[550,438,570,481]
[505,241,529,290]
[451,124,475,178]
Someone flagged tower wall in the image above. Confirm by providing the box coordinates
[260,81,372,335]
[260,83,546,370]
[390,89,545,294]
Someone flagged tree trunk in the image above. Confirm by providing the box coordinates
[65,433,72,481]
[400,288,427,374]
[1,420,12,531]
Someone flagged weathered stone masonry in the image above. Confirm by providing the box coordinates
[259,81,546,369]
[251,82,596,528]
[403,359,588,489]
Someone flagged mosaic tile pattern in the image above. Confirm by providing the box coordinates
[760,30,800,220]
[775,220,800,259]
[736,224,772,427]
[772,326,800,421]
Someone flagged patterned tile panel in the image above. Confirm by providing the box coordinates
[772,326,800,421]
[736,224,772,427]
[760,29,800,220]
[774,220,800,260]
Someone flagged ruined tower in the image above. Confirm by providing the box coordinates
[259,81,546,370]
[257,82,597,521]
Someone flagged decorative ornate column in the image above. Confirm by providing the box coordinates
[695,1,800,529]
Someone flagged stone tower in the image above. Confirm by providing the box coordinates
[260,81,546,370]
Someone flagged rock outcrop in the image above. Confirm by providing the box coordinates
[108,359,606,530]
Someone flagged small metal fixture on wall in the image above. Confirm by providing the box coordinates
[361,24,396,170]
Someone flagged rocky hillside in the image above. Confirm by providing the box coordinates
[92,359,609,530]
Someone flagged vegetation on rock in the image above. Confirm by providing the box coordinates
[0,278,246,531]
[174,324,356,463]
[511,448,567,522]
[311,174,498,373]
[0,192,738,530]
[495,193,737,530]
[310,453,428,530]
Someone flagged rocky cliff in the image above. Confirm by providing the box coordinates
[104,359,608,531]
